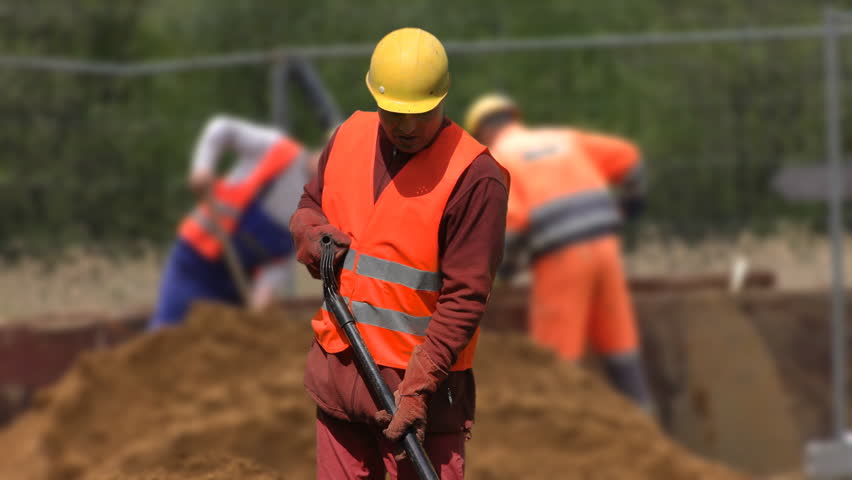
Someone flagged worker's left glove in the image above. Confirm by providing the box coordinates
[290,208,350,279]
[374,345,448,455]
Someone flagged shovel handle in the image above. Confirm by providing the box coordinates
[201,188,251,305]
[319,235,438,480]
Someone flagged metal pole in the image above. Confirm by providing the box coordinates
[269,59,299,297]
[270,59,289,131]
[824,6,847,442]
[287,58,343,129]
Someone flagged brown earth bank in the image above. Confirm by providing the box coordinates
[634,292,802,474]
[0,303,746,480]
[488,287,852,466]
[635,289,852,470]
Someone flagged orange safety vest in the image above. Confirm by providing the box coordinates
[312,111,490,370]
[494,124,637,260]
[179,137,303,260]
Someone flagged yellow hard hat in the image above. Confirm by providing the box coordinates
[366,28,450,114]
[464,93,519,136]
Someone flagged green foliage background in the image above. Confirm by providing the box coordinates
[2,0,852,255]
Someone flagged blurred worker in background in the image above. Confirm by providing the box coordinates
[290,28,509,479]
[464,94,654,413]
[148,115,319,330]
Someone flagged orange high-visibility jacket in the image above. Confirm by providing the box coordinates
[312,111,490,370]
[179,137,303,260]
[494,124,641,259]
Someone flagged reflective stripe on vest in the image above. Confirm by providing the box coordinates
[344,248,442,292]
[184,197,241,240]
[327,248,440,336]
[322,296,432,337]
[529,189,621,258]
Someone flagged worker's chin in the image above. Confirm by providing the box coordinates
[393,139,422,153]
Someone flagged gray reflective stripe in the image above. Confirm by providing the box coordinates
[189,198,241,235]
[529,190,621,255]
[321,297,431,336]
[505,230,527,253]
[343,248,356,271]
[190,209,227,237]
[530,208,621,254]
[530,190,614,225]
[351,300,430,336]
[321,249,438,336]
[356,253,441,292]
[208,198,240,218]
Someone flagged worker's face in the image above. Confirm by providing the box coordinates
[378,101,445,153]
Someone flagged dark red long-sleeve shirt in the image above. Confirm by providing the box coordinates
[298,118,508,432]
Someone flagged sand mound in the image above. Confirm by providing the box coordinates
[469,328,745,479]
[0,302,745,479]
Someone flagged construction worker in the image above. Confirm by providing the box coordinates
[290,28,509,479]
[464,94,654,413]
[148,115,318,330]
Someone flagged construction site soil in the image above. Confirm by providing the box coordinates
[0,301,753,480]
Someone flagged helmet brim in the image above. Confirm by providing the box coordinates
[365,72,448,114]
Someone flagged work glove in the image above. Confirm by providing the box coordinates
[374,345,448,458]
[289,208,351,279]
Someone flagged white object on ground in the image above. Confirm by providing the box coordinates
[729,255,750,293]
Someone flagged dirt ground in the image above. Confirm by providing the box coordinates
[0,303,746,480]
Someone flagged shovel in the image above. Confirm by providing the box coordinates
[200,189,252,304]
[319,235,439,480]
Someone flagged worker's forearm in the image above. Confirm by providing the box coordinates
[191,115,283,176]
[191,115,246,175]
[422,297,487,370]
[297,185,324,214]
[423,173,508,371]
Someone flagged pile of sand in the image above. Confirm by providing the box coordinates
[0,303,745,480]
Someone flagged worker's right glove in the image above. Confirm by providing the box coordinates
[290,207,350,279]
[374,345,447,458]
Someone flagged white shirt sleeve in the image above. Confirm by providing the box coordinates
[254,261,291,295]
[190,115,285,180]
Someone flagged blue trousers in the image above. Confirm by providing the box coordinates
[147,240,243,330]
[148,195,295,330]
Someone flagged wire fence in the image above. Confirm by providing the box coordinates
[2,23,852,255]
